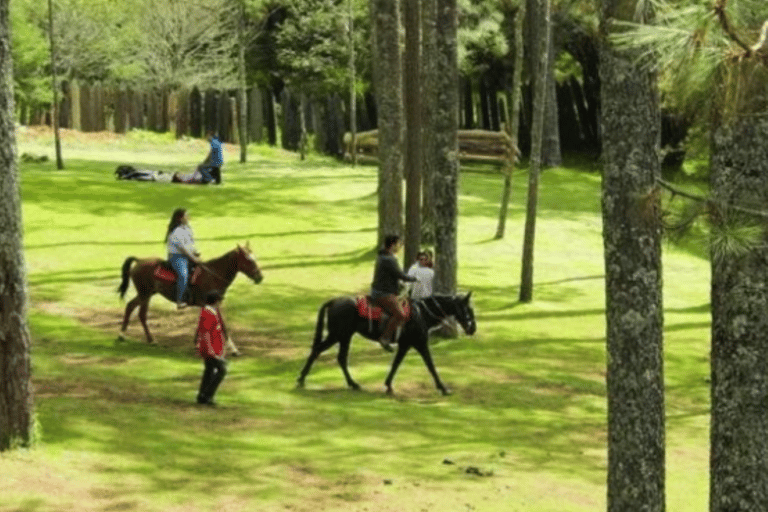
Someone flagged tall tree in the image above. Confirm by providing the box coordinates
[707,6,768,509]
[236,0,248,163]
[433,0,459,297]
[600,0,665,510]
[419,0,437,245]
[370,0,404,243]
[518,0,550,303]
[403,0,421,266]
[47,0,63,169]
[611,1,768,507]
[525,0,560,166]
[0,0,34,451]
[495,0,525,240]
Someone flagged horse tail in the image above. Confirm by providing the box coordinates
[117,257,138,299]
[312,299,334,348]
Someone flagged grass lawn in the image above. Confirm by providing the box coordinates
[1,127,711,511]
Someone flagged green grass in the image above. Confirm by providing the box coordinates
[1,131,711,511]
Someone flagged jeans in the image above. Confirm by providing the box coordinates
[198,357,227,403]
[169,253,189,303]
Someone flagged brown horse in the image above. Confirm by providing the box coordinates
[117,244,263,344]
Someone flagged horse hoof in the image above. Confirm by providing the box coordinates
[296,379,305,389]
[385,387,394,395]
[441,388,452,396]
[349,383,361,391]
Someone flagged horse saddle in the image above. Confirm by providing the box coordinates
[153,261,201,285]
[355,296,411,321]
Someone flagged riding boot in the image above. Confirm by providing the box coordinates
[378,318,395,352]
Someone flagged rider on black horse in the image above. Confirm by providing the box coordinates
[370,235,417,351]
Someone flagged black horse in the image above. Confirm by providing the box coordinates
[297,292,476,395]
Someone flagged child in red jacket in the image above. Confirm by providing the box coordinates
[196,290,229,406]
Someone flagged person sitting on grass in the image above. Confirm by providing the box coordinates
[197,129,223,184]
[196,290,229,406]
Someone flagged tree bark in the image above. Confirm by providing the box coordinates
[519,0,551,303]
[0,0,34,451]
[348,0,357,166]
[495,1,525,239]
[236,0,248,163]
[419,0,437,246]
[709,115,768,512]
[525,0,560,167]
[600,0,665,510]
[433,0,458,297]
[47,0,64,169]
[404,0,421,267]
[371,0,404,243]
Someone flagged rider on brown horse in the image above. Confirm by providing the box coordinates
[165,208,202,309]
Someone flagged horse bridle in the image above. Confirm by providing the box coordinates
[417,296,470,330]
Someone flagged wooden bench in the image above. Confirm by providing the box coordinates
[344,129,519,167]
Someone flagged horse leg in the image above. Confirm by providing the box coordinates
[413,339,450,395]
[297,336,338,388]
[336,336,360,390]
[137,300,154,344]
[119,296,143,340]
[383,343,411,395]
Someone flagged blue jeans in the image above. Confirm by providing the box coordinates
[198,165,214,183]
[169,253,189,303]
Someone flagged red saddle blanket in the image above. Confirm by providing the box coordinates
[153,264,201,284]
[355,296,410,320]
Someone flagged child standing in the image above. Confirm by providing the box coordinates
[196,290,228,406]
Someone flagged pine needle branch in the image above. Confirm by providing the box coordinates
[657,178,768,220]
[714,0,752,55]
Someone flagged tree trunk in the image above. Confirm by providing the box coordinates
[542,40,561,166]
[519,0,550,303]
[404,0,421,267]
[420,0,437,245]
[600,0,665,510]
[433,0,458,299]
[525,0,560,166]
[495,1,525,239]
[0,0,34,451]
[47,0,63,169]
[371,0,404,243]
[709,115,768,512]
[236,0,248,163]
[348,0,357,166]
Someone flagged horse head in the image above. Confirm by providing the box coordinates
[236,243,263,284]
[454,291,476,335]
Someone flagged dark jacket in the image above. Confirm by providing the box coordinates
[371,251,415,295]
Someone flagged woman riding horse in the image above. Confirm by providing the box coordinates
[165,208,202,309]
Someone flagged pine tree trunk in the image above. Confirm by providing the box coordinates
[0,0,34,451]
[495,1,524,239]
[403,0,421,267]
[519,0,550,303]
[525,0,560,167]
[236,0,248,163]
[419,0,437,245]
[433,0,458,297]
[709,115,768,512]
[600,0,665,509]
[371,0,404,243]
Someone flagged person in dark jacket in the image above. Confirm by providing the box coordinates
[371,235,417,351]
